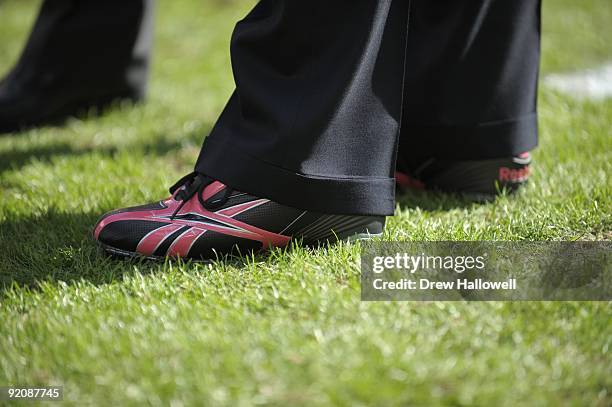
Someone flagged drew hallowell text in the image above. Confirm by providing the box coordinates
[373,278,517,290]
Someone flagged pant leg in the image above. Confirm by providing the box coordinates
[398,0,541,161]
[11,0,154,98]
[195,0,410,216]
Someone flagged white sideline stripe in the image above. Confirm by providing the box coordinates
[543,62,612,100]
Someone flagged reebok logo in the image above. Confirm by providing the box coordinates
[499,166,530,183]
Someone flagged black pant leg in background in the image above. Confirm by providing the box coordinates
[398,0,541,161]
[11,0,154,99]
[195,0,410,216]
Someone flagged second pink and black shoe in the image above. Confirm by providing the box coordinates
[395,153,532,200]
[93,173,384,261]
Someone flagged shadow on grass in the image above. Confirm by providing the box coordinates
[0,129,211,174]
[0,210,162,291]
[0,142,117,173]
[396,188,488,212]
[0,209,261,293]
[0,95,153,134]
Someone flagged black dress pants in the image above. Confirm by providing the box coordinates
[195,0,541,216]
[14,0,541,216]
[7,0,154,103]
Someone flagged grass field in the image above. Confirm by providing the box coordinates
[0,0,611,405]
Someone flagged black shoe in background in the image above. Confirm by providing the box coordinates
[395,153,532,201]
[0,0,154,133]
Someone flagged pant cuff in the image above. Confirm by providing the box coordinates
[194,137,396,216]
[402,113,538,160]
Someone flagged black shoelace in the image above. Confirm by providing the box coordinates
[168,172,234,219]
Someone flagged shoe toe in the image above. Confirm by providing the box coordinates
[98,219,165,252]
[93,202,171,255]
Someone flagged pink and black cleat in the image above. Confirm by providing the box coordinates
[395,153,532,200]
[93,173,384,261]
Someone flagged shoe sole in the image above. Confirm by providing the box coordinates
[96,230,383,263]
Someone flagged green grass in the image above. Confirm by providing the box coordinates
[0,0,611,405]
[541,0,612,72]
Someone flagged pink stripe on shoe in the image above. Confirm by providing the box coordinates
[201,181,226,201]
[216,199,268,217]
[136,224,185,256]
[166,227,208,258]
